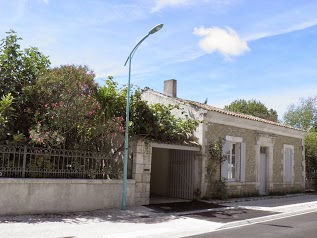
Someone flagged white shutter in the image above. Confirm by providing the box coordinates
[284,148,292,183]
[240,142,246,182]
[221,141,230,180]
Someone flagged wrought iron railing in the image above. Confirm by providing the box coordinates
[0,145,126,179]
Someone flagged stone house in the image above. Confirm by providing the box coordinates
[141,79,306,199]
[0,79,307,216]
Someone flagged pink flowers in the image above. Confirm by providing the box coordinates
[29,127,65,147]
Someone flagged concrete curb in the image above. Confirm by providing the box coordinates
[218,207,317,230]
[197,193,306,205]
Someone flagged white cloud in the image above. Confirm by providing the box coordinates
[242,2,317,41]
[245,19,317,42]
[152,0,191,12]
[193,26,249,58]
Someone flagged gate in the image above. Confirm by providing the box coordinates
[168,149,195,199]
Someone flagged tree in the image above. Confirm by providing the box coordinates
[96,78,199,144]
[305,130,317,167]
[29,65,103,150]
[224,99,278,122]
[0,31,199,151]
[94,76,126,153]
[305,129,317,189]
[283,97,317,131]
[0,30,50,140]
[0,93,14,142]
[283,97,317,186]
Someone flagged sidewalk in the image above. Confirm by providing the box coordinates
[1,194,317,238]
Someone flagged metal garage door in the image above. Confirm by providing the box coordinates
[168,149,195,199]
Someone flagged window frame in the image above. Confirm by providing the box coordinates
[222,136,244,182]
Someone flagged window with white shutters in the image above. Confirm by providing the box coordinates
[221,137,246,182]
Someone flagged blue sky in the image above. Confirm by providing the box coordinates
[1,0,317,120]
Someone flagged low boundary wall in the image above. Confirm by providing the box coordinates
[0,178,135,216]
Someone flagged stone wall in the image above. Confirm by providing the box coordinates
[271,135,305,193]
[132,140,152,205]
[0,178,135,216]
[204,122,305,197]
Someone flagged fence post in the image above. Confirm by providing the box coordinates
[22,145,27,178]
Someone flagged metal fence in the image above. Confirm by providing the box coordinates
[0,145,128,179]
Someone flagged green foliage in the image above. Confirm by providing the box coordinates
[224,99,278,122]
[0,30,199,152]
[29,65,102,150]
[206,139,223,178]
[96,80,199,144]
[11,132,26,145]
[213,179,228,200]
[93,76,126,153]
[95,76,126,120]
[130,91,199,143]
[0,30,50,140]
[283,97,317,183]
[305,130,317,182]
[206,138,228,200]
[27,155,55,178]
[305,130,317,161]
[0,93,14,141]
[283,97,317,130]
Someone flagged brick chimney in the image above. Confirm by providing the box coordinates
[164,79,177,97]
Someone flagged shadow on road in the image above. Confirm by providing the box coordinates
[180,208,278,223]
[145,200,225,213]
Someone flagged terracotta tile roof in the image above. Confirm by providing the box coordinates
[143,88,306,132]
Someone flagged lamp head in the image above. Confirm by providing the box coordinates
[149,24,164,34]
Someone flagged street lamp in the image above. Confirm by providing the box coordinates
[122,24,164,209]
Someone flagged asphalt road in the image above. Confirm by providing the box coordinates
[188,211,317,238]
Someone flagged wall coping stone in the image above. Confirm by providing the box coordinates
[0,178,136,185]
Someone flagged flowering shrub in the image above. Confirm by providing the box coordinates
[29,65,102,149]
[29,123,65,147]
[1,30,199,157]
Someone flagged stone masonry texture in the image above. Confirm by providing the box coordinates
[204,122,304,197]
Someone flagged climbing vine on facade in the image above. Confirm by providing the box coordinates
[206,138,228,200]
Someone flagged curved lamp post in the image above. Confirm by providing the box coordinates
[122,24,163,209]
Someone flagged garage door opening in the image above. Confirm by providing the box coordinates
[150,147,200,204]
